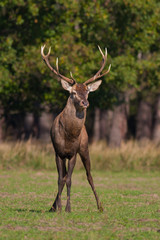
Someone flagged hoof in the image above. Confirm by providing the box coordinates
[49,207,56,212]
[65,206,71,213]
[98,203,104,212]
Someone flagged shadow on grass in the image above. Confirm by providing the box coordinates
[13,208,50,213]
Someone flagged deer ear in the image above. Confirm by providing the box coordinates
[61,80,72,92]
[87,80,102,92]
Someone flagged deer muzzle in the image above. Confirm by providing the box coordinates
[80,100,89,108]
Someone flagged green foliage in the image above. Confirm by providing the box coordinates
[0,0,160,114]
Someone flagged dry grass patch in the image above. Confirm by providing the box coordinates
[0,140,160,171]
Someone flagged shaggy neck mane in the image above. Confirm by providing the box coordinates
[60,97,86,138]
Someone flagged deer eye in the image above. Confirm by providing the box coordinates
[72,91,77,95]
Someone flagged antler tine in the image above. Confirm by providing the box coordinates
[70,71,73,78]
[70,71,77,82]
[98,45,104,58]
[105,47,108,60]
[41,45,44,53]
[96,63,111,79]
[41,45,75,85]
[84,46,110,85]
[56,58,59,73]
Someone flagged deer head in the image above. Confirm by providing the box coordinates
[41,45,111,110]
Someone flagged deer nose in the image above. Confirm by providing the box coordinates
[81,100,89,108]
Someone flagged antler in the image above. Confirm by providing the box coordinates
[84,46,111,85]
[41,45,75,85]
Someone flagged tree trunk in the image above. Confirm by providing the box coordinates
[108,102,128,147]
[152,94,160,142]
[39,112,53,142]
[136,99,152,141]
[24,113,34,140]
[100,110,108,140]
[0,108,4,142]
[93,107,101,142]
[100,109,113,142]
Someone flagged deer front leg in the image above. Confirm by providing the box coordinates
[50,155,67,212]
[65,155,76,212]
[79,149,103,212]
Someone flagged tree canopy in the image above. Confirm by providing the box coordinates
[0,0,160,114]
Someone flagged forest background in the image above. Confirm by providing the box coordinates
[0,0,160,148]
[1,3,160,239]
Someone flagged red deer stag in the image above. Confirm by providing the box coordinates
[41,45,111,212]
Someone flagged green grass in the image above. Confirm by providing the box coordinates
[0,170,160,239]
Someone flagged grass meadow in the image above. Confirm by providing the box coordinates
[0,141,160,239]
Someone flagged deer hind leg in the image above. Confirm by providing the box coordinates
[65,155,76,212]
[79,149,103,212]
[49,155,67,212]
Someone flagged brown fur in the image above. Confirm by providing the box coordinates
[41,45,110,212]
[49,83,103,212]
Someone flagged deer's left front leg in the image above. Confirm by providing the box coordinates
[65,155,76,212]
[79,148,103,212]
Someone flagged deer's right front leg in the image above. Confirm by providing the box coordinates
[50,155,67,212]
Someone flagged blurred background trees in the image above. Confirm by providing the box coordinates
[0,0,160,146]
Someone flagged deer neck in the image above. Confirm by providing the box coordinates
[60,97,86,138]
